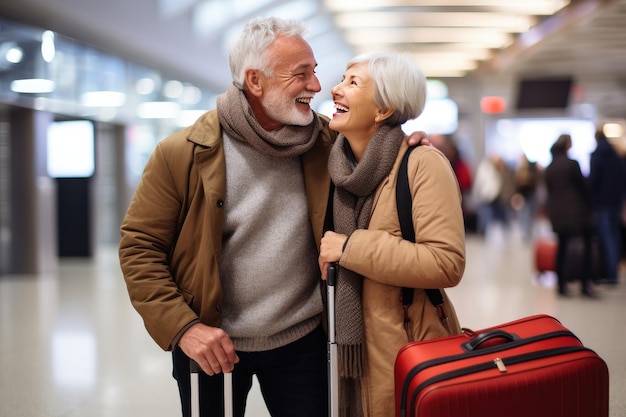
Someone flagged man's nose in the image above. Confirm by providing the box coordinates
[308,74,322,92]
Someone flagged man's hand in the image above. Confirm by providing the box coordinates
[178,323,239,375]
[406,131,431,147]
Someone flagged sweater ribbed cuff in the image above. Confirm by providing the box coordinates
[230,315,321,352]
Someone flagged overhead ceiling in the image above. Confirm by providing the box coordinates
[1,0,625,117]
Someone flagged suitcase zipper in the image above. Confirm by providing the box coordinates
[494,357,507,373]
[403,345,592,417]
[399,330,579,417]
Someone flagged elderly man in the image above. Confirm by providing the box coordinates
[119,16,426,417]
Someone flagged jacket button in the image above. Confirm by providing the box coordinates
[217,199,224,208]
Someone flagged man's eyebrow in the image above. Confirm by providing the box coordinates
[293,62,317,72]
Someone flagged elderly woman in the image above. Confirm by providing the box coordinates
[319,52,465,417]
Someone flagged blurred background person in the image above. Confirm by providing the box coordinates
[431,134,475,231]
[589,129,626,285]
[472,154,515,237]
[544,134,595,297]
[513,154,543,243]
[431,134,473,196]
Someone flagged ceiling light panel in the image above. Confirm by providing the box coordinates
[355,43,493,60]
[344,27,512,48]
[265,0,320,21]
[11,79,56,94]
[335,12,536,32]
[323,0,572,78]
[324,0,570,15]
[410,52,480,68]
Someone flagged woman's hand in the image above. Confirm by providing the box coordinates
[319,231,348,280]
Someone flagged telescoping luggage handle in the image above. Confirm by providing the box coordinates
[190,360,233,417]
[327,263,339,417]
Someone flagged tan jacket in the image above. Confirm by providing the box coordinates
[339,142,465,417]
[119,110,334,350]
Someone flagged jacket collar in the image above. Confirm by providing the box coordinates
[187,109,222,148]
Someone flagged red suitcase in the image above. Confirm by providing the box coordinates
[534,237,557,273]
[395,314,608,417]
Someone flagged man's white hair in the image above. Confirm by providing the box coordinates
[229,17,308,89]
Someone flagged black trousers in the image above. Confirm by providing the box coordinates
[172,325,328,417]
[555,230,592,293]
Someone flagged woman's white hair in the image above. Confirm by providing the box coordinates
[229,17,308,89]
[347,52,427,126]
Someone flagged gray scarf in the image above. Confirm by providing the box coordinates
[216,83,322,158]
[328,124,405,416]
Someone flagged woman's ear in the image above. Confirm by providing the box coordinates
[244,68,264,98]
[376,108,395,123]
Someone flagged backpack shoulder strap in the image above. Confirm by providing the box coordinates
[396,145,444,309]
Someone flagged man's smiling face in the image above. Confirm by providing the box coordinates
[259,35,321,127]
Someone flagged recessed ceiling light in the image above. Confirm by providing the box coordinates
[41,30,56,63]
[136,78,156,95]
[11,78,56,93]
[5,45,23,64]
[137,101,181,119]
[163,80,184,98]
[81,91,126,107]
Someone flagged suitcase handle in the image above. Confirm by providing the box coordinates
[190,359,201,373]
[189,359,233,417]
[327,263,339,417]
[462,329,519,352]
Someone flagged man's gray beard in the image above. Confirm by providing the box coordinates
[262,90,314,127]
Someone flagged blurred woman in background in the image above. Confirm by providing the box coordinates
[544,134,595,297]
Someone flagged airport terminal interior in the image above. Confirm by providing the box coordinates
[1,0,626,416]
[2,225,625,416]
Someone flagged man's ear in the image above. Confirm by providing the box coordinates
[244,68,264,98]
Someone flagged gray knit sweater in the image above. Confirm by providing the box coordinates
[219,134,322,352]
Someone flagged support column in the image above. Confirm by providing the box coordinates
[7,107,57,274]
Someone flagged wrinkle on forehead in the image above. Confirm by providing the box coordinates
[267,35,317,73]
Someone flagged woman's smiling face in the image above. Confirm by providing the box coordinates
[329,62,382,141]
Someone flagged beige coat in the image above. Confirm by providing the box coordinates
[339,142,465,417]
[119,110,334,350]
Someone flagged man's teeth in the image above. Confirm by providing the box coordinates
[296,97,312,104]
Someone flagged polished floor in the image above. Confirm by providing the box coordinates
[1,220,624,417]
